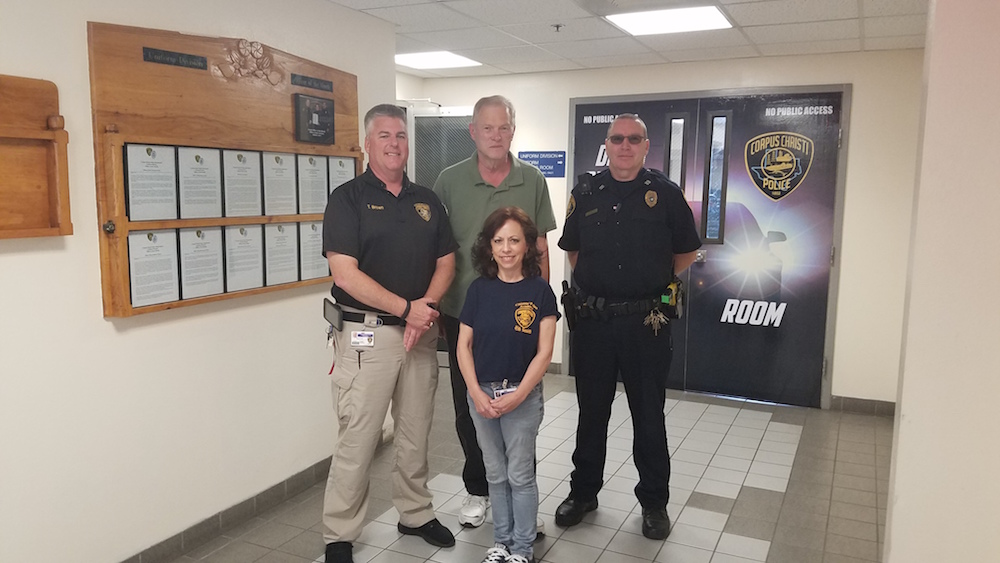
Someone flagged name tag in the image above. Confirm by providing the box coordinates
[351,331,375,347]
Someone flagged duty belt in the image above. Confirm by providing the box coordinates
[342,311,404,326]
[578,292,661,319]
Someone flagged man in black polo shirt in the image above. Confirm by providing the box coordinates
[321,104,458,563]
[556,113,701,540]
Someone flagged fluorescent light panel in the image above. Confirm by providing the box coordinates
[606,6,731,36]
[395,51,481,70]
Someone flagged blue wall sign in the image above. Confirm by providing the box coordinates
[517,151,566,178]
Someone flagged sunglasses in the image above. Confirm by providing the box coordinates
[607,134,646,145]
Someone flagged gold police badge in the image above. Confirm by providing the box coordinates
[414,203,431,222]
[745,131,814,201]
[566,195,576,218]
[645,190,658,208]
[514,302,537,334]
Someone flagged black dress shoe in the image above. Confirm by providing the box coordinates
[554,497,598,527]
[398,518,456,547]
[641,507,671,540]
[325,541,353,563]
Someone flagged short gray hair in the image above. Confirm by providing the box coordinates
[607,113,648,138]
[364,104,407,135]
[473,95,516,128]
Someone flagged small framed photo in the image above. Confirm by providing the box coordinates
[294,93,335,144]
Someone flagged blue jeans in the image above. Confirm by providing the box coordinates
[468,383,544,559]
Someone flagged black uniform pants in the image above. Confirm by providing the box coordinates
[569,312,672,510]
[442,313,489,496]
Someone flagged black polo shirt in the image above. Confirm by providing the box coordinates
[558,168,701,300]
[323,167,458,312]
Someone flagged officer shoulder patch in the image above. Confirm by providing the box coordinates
[645,190,658,208]
[566,195,576,219]
[414,203,431,222]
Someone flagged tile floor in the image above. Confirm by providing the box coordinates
[168,372,892,563]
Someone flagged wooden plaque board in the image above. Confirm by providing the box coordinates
[88,22,361,317]
[0,75,72,239]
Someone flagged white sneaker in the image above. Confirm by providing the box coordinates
[535,516,545,541]
[459,494,490,528]
[482,543,509,563]
[507,555,534,563]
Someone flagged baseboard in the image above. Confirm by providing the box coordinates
[123,456,332,563]
[830,395,896,417]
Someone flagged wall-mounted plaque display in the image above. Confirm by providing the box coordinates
[125,144,178,221]
[128,229,179,306]
[329,156,356,193]
[294,93,334,144]
[224,224,263,292]
[178,147,222,219]
[223,150,262,217]
[263,152,297,215]
[264,223,299,286]
[179,227,224,299]
[299,221,328,280]
[297,154,329,214]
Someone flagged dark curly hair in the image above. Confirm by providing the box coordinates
[471,206,542,279]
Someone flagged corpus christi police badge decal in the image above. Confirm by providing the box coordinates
[414,203,431,222]
[514,302,537,334]
[745,131,814,201]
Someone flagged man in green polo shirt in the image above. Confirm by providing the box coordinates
[432,95,557,531]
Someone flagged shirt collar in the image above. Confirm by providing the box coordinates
[472,151,524,189]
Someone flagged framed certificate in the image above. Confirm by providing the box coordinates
[178,147,222,219]
[299,221,329,280]
[329,156,356,193]
[297,154,329,214]
[294,93,334,144]
[223,150,262,217]
[125,144,178,221]
[264,223,299,286]
[179,227,224,299]
[224,224,264,292]
[127,229,179,306]
[263,152,297,215]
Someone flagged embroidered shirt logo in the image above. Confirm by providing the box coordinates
[414,203,431,222]
[514,301,537,334]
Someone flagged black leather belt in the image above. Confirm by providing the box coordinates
[342,311,403,326]
[578,292,661,319]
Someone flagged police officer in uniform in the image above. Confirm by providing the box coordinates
[555,113,701,540]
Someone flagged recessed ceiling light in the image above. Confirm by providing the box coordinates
[395,51,482,70]
[606,6,731,36]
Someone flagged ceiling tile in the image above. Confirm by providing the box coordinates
[723,0,858,27]
[493,59,586,74]
[363,3,484,33]
[636,27,750,52]
[571,52,669,69]
[862,0,928,17]
[443,0,592,25]
[540,36,652,59]
[497,17,627,44]
[405,26,528,50]
[454,44,563,65]
[864,35,925,50]
[395,66,440,79]
[864,14,927,37]
[395,34,436,54]
[664,45,761,62]
[424,64,511,77]
[327,0,430,9]
[744,19,860,44]
[757,38,862,56]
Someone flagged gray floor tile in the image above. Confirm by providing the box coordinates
[827,517,878,542]
[201,540,272,563]
[834,461,876,479]
[241,521,305,549]
[276,529,326,560]
[776,508,827,532]
[831,474,877,493]
[784,480,831,501]
[824,533,879,561]
[789,467,834,486]
[829,501,877,524]
[765,542,824,563]
[781,493,830,516]
[685,492,735,515]
[772,524,826,551]
[256,551,313,563]
[723,515,776,541]
[830,488,875,507]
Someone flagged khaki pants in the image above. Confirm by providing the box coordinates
[322,318,439,543]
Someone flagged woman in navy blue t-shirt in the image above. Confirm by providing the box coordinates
[457,206,559,563]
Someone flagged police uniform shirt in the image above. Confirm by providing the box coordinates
[323,167,458,312]
[459,276,560,384]
[558,168,701,300]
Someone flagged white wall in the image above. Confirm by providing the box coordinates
[886,0,1000,559]
[400,49,924,401]
[0,1,396,562]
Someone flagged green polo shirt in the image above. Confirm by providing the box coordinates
[433,152,557,318]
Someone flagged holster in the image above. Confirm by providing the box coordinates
[561,280,579,331]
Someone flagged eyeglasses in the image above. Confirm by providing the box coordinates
[607,134,646,145]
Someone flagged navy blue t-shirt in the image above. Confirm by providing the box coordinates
[459,276,560,384]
